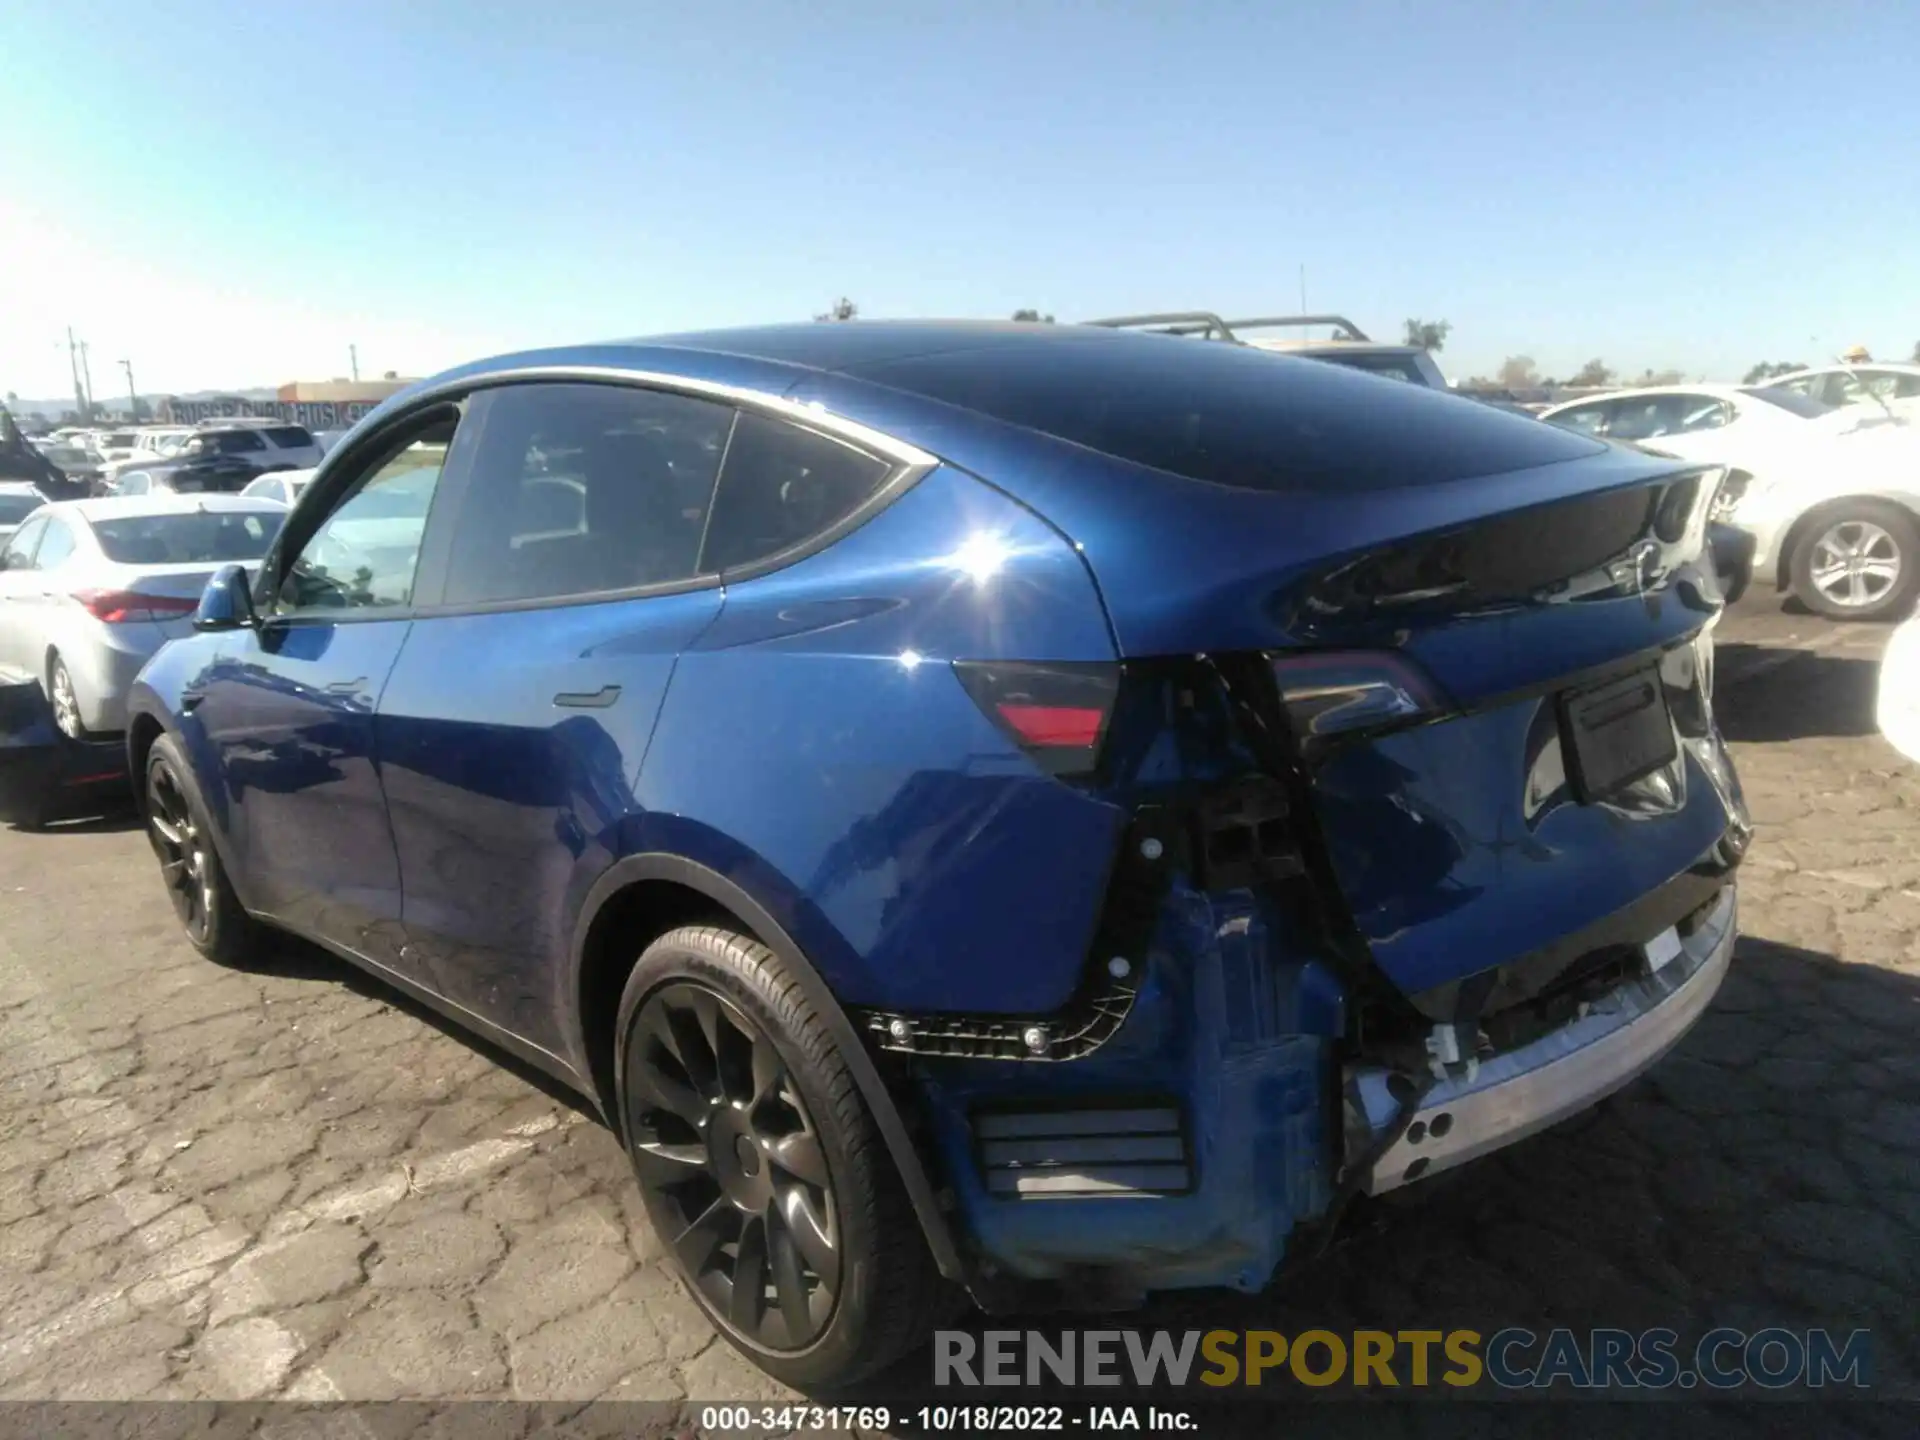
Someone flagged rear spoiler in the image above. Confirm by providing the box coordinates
[1085,312,1372,344]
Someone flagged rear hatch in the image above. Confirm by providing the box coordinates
[1254,472,1738,1009]
[1145,465,1740,1012]
[832,339,1744,1008]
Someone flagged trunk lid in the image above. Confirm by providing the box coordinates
[1080,451,1742,1006]
[1251,465,1738,1005]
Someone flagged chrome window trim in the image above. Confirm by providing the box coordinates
[392,364,939,472]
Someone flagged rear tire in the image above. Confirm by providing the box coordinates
[48,655,86,741]
[615,924,954,1389]
[1789,501,1920,621]
[145,733,260,966]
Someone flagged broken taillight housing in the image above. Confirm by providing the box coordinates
[954,660,1120,778]
[1271,650,1444,740]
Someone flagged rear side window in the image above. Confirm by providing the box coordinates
[33,518,76,569]
[440,383,732,606]
[93,511,284,564]
[1549,403,1611,435]
[264,425,314,447]
[699,413,894,571]
[213,430,266,453]
[1747,387,1833,418]
[852,337,1601,492]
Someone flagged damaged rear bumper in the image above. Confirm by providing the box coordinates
[1347,885,1737,1195]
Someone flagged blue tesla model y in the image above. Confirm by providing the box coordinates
[128,322,1748,1386]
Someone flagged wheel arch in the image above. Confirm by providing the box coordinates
[1773,492,1920,591]
[567,852,965,1280]
[125,709,166,816]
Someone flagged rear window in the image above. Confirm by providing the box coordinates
[0,494,43,524]
[263,425,314,447]
[91,510,285,564]
[852,337,1602,492]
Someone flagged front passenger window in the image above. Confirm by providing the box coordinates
[274,419,453,615]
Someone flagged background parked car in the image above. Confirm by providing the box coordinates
[98,427,198,489]
[110,424,317,496]
[193,418,324,469]
[1542,384,1920,618]
[0,483,46,545]
[238,468,316,507]
[0,495,286,739]
[1,406,89,500]
[1762,362,1920,418]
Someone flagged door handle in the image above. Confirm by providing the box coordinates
[554,684,621,709]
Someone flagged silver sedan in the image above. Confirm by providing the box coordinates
[0,495,287,738]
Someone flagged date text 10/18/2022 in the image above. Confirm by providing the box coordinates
[699,1407,1196,1432]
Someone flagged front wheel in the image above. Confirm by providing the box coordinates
[1789,502,1920,621]
[615,925,954,1388]
[145,733,260,965]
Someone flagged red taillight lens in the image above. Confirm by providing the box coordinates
[1271,650,1444,740]
[954,660,1119,778]
[73,589,199,624]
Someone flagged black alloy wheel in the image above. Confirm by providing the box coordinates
[146,753,215,944]
[623,980,840,1351]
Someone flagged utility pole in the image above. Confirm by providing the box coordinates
[119,359,138,421]
[349,344,359,382]
[66,328,91,421]
[77,341,95,415]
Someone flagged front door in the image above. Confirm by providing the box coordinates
[192,410,460,960]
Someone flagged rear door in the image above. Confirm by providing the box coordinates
[190,409,461,956]
[375,381,732,1051]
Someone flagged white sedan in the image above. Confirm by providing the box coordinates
[1541,385,1920,620]
[1761,363,1920,420]
[0,495,287,738]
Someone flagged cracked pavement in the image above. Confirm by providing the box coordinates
[0,593,1915,1417]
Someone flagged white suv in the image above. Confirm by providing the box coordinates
[190,419,324,470]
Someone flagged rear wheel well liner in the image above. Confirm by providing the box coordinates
[125,713,165,816]
[568,852,964,1280]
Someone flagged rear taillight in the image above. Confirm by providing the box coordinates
[73,589,199,624]
[1271,651,1443,740]
[954,660,1119,778]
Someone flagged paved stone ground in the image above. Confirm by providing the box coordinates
[0,588,1914,1431]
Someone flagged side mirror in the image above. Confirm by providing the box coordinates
[194,563,259,632]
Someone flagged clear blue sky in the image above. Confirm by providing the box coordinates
[5,0,1918,396]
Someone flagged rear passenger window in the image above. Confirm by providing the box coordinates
[33,519,76,569]
[440,383,732,606]
[699,413,893,572]
[264,426,314,447]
